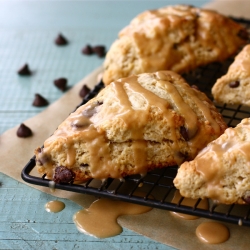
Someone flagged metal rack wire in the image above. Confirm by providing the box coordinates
[22,18,250,227]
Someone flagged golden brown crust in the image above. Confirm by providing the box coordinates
[35,71,227,183]
[103,5,248,85]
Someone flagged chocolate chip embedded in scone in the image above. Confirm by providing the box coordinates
[212,44,250,106]
[102,5,248,85]
[34,71,227,183]
[174,118,250,205]
[53,166,75,184]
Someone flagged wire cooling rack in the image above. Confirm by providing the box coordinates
[22,18,250,227]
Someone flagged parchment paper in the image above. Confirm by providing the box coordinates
[1,1,250,249]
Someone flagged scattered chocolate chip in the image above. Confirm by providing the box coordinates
[32,93,49,107]
[238,29,249,40]
[53,166,75,184]
[54,78,68,91]
[17,123,32,138]
[17,64,31,76]
[81,44,94,55]
[55,33,68,46]
[180,126,189,141]
[229,81,240,88]
[92,45,106,58]
[79,84,90,98]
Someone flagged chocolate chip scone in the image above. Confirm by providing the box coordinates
[35,71,227,183]
[102,5,248,85]
[212,44,250,106]
[174,118,250,205]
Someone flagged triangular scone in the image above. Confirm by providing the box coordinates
[174,118,250,204]
[35,71,227,183]
[212,44,250,106]
[102,5,248,85]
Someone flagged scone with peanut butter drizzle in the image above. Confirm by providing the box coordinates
[103,5,248,85]
[174,118,250,205]
[212,44,250,106]
[35,71,227,183]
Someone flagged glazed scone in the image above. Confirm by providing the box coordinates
[212,44,250,106]
[103,5,248,85]
[174,118,250,205]
[35,71,227,183]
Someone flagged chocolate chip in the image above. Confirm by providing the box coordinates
[53,166,75,184]
[55,33,68,46]
[173,43,178,50]
[229,81,240,88]
[82,45,94,55]
[243,196,250,204]
[238,29,249,40]
[54,78,68,91]
[180,126,189,141]
[32,93,49,107]
[80,163,89,167]
[17,123,32,138]
[92,45,106,58]
[71,119,90,129]
[79,84,90,98]
[17,64,31,76]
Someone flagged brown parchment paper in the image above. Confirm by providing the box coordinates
[1,1,250,249]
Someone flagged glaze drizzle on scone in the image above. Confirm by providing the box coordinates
[103,5,248,85]
[174,118,250,204]
[35,71,227,183]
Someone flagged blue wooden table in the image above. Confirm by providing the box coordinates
[0,1,210,249]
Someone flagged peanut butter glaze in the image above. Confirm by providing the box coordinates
[103,4,247,85]
[73,195,152,238]
[45,200,65,213]
[170,190,208,220]
[195,120,250,202]
[36,71,225,181]
[196,222,230,244]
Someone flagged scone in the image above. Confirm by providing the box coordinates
[103,5,248,85]
[212,44,250,106]
[174,118,250,205]
[35,71,227,183]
